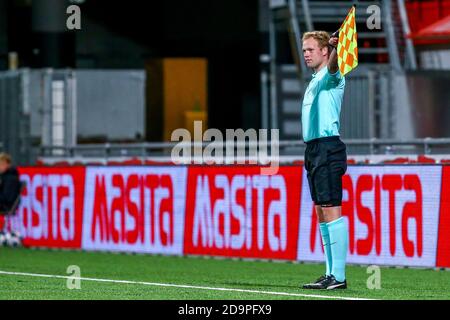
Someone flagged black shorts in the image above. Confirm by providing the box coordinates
[304,136,347,207]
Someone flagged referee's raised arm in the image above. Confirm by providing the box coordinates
[327,36,339,74]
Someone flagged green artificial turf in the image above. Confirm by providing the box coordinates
[0,248,449,300]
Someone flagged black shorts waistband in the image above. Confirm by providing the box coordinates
[305,136,341,145]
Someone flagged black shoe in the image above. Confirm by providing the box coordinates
[326,275,347,290]
[302,275,332,290]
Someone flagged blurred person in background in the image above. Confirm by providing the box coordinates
[0,153,21,214]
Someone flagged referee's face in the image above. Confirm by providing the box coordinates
[302,38,328,70]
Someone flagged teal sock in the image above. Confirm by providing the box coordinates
[327,217,348,282]
[319,223,332,276]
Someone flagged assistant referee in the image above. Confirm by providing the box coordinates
[300,31,349,290]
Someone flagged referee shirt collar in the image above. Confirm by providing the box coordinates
[312,65,328,78]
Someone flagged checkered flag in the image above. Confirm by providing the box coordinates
[337,6,358,76]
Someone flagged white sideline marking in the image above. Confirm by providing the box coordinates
[0,270,374,300]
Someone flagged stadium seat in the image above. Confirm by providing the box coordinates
[107,158,143,166]
[417,155,436,164]
[383,158,410,164]
[144,160,175,166]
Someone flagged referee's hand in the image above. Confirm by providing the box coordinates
[329,37,339,49]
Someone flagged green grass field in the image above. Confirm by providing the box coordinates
[0,247,449,300]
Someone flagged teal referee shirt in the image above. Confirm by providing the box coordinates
[301,65,345,143]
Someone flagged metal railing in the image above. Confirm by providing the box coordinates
[36,138,450,163]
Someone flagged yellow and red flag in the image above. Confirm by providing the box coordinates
[337,6,358,76]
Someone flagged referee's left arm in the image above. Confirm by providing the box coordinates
[328,36,339,74]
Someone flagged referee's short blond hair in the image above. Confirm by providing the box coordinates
[302,31,331,52]
[0,153,12,164]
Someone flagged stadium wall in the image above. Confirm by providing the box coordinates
[7,164,450,269]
